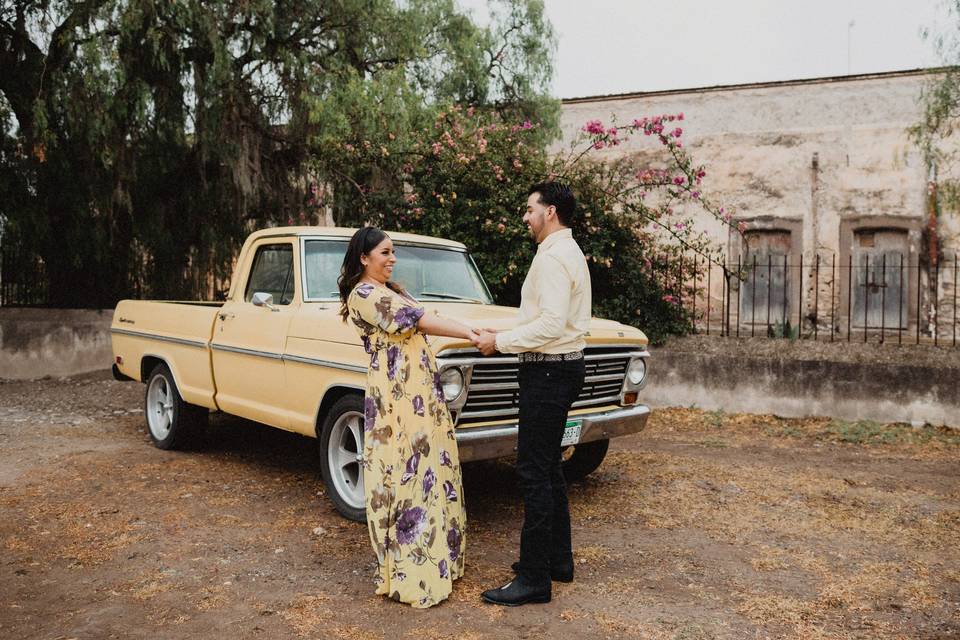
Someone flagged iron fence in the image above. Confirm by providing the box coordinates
[675,253,959,346]
[0,236,48,307]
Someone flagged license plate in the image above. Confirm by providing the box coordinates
[561,419,582,447]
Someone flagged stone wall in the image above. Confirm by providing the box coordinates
[643,335,960,428]
[558,70,959,339]
[0,309,113,380]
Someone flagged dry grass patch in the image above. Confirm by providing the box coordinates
[130,572,175,601]
[281,593,333,636]
[750,545,791,572]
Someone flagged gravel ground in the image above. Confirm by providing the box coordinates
[1,371,958,640]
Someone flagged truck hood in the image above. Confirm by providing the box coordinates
[421,302,648,352]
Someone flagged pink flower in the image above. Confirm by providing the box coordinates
[521,120,532,129]
[593,141,605,149]
[583,119,606,135]
[662,294,678,304]
[678,112,685,120]
[691,191,700,199]
[674,222,686,230]
[737,221,747,232]
[672,127,683,138]
[673,176,685,185]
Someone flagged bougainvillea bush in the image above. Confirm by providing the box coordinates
[315,107,738,342]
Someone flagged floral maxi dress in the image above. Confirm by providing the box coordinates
[347,282,467,608]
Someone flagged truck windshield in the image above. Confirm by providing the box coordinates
[303,239,494,303]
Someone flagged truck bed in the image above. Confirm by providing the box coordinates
[111,300,222,408]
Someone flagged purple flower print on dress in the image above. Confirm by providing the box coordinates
[394,305,424,330]
[443,480,458,502]
[361,334,373,354]
[386,345,400,381]
[440,450,452,467]
[438,559,449,579]
[447,523,462,562]
[422,467,436,501]
[400,452,420,485]
[363,396,377,432]
[395,506,427,545]
[420,349,431,371]
[369,349,379,371]
[433,371,445,403]
[412,394,424,416]
[356,283,374,299]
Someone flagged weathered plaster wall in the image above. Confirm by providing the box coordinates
[0,309,113,379]
[643,336,960,428]
[558,70,958,338]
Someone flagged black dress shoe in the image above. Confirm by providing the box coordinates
[511,561,574,583]
[481,578,551,606]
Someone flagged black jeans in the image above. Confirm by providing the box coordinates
[514,357,586,587]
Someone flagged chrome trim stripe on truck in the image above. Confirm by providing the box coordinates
[111,328,208,349]
[283,353,367,374]
[212,343,366,373]
[210,343,283,360]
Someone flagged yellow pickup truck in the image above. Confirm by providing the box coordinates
[111,227,651,520]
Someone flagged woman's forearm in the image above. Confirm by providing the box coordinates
[417,312,475,340]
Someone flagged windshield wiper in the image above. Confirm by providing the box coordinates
[419,291,483,303]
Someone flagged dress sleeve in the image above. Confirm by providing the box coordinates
[349,283,425,336]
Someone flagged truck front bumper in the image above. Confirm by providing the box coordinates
[454,404,651,463]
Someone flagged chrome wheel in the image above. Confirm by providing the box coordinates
[327,410,365,510]
[146,372,175,441]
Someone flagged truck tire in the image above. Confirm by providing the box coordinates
[561,439,610,482]
[144,362,207,450]
[318,394,367,522]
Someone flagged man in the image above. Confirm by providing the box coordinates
[476,182,591,606]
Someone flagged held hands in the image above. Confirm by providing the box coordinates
[472,327,499,356]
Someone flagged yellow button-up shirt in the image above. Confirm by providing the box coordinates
[495,228,591,354]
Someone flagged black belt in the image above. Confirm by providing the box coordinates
[517,350,584,363]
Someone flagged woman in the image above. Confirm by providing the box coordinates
[338,226,475,608]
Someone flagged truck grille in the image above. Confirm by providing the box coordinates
[449,347,642,425]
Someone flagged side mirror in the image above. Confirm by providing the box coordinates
[252,292,278,311]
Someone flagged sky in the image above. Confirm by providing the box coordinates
[456,0,952,99]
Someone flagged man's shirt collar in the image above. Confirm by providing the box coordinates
[537,227,572,253]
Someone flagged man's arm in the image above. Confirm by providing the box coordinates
[494,255,572,354]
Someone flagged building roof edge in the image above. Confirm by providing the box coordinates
[560,67,952,104]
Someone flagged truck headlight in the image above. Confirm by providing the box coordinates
[626,358,646,386]
[439,367,464,401]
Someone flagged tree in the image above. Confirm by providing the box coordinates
[331,105,737,341]
[0,0,557,306]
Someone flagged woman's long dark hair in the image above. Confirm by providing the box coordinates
[338,226,405,321]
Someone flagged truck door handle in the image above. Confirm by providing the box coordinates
[218,312,235,321]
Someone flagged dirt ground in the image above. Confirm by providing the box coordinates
[1,371,958,640]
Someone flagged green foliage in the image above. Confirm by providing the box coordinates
[1,0,736,344]
[766,319,799,340]
[321,106,737,341]
[820,420,960,446]
[0,0,557,306]
[911,3,960,210]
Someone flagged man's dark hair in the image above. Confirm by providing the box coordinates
[528,181,576,227]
